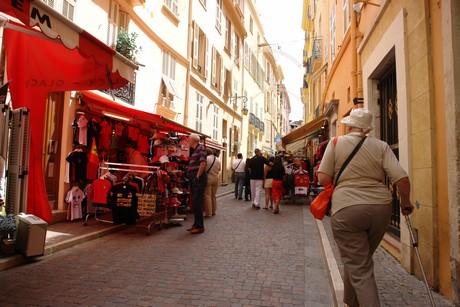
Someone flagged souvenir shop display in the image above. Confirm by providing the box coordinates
[65,108,192,235]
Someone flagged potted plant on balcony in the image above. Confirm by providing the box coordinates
[116,28,142,62]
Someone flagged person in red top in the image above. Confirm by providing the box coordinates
[124,139,148,178]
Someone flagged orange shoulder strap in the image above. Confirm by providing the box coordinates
[333,136,338,147]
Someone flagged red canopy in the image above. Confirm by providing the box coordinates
[80,91,207,136]
[1,1,136,222]
[0,0,135,83]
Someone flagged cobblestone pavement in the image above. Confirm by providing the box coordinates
[321,216,455,307]
[0,184,455,306]
[0,186,333,306]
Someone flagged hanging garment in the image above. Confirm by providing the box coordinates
[99,119,112,150]
[90,178,112,206]
[77,115,88,146]
[137,133,149,155]
[65,186,85,221]
[127,125,140,141]
[66,149,88,182]
[108,183,138,225]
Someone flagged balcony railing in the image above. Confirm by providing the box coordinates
[312,38,322,61]
[101,73,136,105]
[255,117,260,131]
[249,113,256,126]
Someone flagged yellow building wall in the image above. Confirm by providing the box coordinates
[357,0,450,296]
[429,0,451,299]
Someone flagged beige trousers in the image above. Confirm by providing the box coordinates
[331,203,392,307]
[204,175,219,216]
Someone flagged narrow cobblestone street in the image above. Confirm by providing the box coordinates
[0,190,332,306]
[0,185,455,306]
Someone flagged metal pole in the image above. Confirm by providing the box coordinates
[405,215,436,307]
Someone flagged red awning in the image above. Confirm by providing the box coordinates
[0,1,136,222]
[81,90,207,137]
[0,0,136,83]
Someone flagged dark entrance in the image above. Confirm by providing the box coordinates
[378,65,401,236]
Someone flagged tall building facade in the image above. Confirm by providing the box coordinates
[0,0,287,216]
[295,0,460,304]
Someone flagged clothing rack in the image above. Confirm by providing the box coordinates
[85,162,172,235]
[98,161,158,174]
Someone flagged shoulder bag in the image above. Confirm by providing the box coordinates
[310,136,367,220]
[207,156,216,174]
[231,159,242,182]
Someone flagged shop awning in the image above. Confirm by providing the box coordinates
[81,90,206,137]
[285,138,306,157]
[0,1,137,84]
[282,114,326,146]
[162,75,182,99]
[204,138,227,151]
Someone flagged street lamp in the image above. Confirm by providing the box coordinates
[230,94,249,115]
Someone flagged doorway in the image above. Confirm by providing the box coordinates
[378,65,401,236]
[43,92,64,209]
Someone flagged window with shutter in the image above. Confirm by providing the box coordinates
[219,58,224,93]
[107,0,119,48]
[195,93,203,132]
[193,22,200,68]
[119,12,129,30]
[212,48,217,87]
[164,0,179,17]
[212,106,219,140]
[216,0,223,32]
[205,37,209,78]
[62,0,76,21]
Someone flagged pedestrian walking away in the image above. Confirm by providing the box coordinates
[270,156,285,214]
[232,153,246,200]
[204,147,221,217]
[248,148,271,209]
[243,158,251,201]
[186,133,207,234]
[317,108,414,307]
[263,156,274,209]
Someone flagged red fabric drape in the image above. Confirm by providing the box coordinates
[3,28,126,222]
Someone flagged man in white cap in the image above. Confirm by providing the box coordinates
[317,108,414,307]
[186,133,207,234]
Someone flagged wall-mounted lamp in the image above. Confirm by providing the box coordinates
[230,94,249,116]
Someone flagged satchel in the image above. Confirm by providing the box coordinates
[310,183,334,219]
[310,136,367,220]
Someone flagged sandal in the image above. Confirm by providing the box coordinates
[273,208,279,214]
[263,207,268,210]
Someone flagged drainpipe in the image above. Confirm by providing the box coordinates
[351,1,364,104]
[184,0,193,126]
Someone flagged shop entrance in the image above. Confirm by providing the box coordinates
[43,92,64,209]
[378,65,400,236]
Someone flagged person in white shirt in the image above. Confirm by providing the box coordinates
[232,153,246,200]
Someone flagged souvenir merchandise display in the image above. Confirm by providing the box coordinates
[65,107,192,234]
